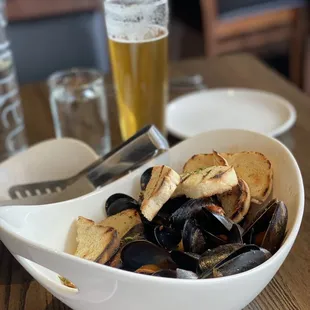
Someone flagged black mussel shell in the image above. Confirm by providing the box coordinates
[197,207,233,234]
[242,199,278,234]
[209,249,270,278]
[105,193,139,217]
[154,225,182,250]
[183,219,208,254]
[197,243,243,275]
[261,201,288,254]
[140,167,153,191]
[121,240,177,271]
[194,208,236,249]
[143,220,160,244]
[170,251,200,273]
[153,269,177,278]
[201,223,243,249]
[170,198,219,230]
[157,196,190,220]
[106,223,145,268]
[243,200,288,254]
[228,223,243,243]
[153,269,198,279]
[199,245,271,279]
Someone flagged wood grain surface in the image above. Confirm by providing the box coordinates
[1,54,310,309]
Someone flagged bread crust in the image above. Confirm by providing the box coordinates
[140,165,180,221]
[183,151,273,204]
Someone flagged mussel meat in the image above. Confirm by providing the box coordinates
[105,193,140,217]
[135,264,161,275]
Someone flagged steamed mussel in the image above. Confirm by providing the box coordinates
[104,193,287,280]
[101,165,288,279]
[65,150,289,287]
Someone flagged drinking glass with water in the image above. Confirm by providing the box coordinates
[48,68,111,155]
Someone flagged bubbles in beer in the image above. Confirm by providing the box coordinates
[104,0,168,42]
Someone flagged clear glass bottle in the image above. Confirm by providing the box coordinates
[0,0,28,162]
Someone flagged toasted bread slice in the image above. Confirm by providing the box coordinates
[213,150,228,166]
[74,216,120,264]
[183,151,272,204]
[140,165,181,221]
[100,209,142,239]
[218,178,251,223]
[175,166,238,199]
[183,154,214,172]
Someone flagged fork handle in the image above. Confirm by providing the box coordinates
[85,125,169,187]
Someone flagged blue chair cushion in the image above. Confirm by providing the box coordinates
[7,11,110,84]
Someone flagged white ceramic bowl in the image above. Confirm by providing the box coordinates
[0,130,304,310]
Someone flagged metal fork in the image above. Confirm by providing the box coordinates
[8,125,169,199]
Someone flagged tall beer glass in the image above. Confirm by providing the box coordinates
[104,0,169,141]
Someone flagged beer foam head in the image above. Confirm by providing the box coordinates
[104,0,169,42]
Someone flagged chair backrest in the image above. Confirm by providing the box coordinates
[7,11,110,85]
[218,0,306,19]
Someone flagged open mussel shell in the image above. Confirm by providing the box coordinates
[170,198,222,230]
[154,225,182,250]
[197,207,233,233]
[199,245,271,279]
[153,269,198,279]
[170,251,200,273]
[243,199,288,254]
[197,243,243,276]
[183,218,208,254]
[121,240,177,271]
[105,193,140,217]
[192,207,238,249]
[106,223,145,268]
[228,223,244,243]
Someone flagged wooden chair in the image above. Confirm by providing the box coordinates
[200,0,308,87]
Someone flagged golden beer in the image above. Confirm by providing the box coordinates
[108,27,168,140]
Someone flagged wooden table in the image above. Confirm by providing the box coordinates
[1,53,309,309]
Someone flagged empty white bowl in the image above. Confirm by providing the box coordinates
[0,129,304,310]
